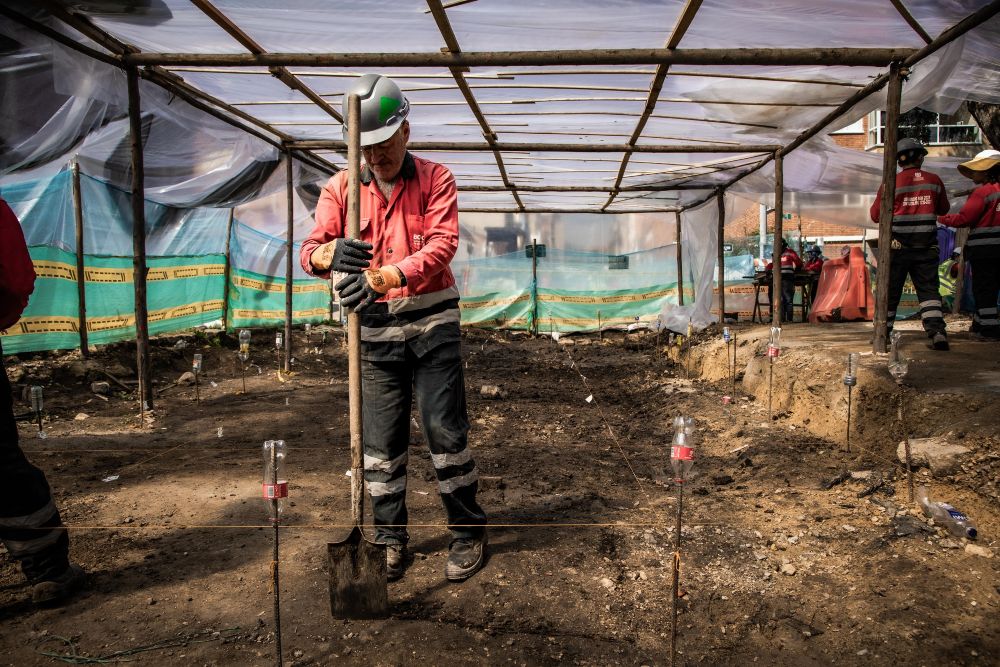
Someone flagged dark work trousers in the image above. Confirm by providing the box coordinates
[0,345,70,584]
[780,273,795,323]
[886,247,946,338]
[361,341,486,545]
[968,250,1000,338]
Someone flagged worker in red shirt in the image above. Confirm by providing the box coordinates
[870,138,951,350]
[301,74,486,583]
[765,239,803,322]
[1,197,85,605]
[803,245,825,304]
[938,149,1000,340]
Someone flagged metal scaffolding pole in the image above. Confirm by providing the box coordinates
[675,212,685,307]
[717,190,726,321]
[71,160,89,358]
[772,153,784,326]
[284,153,294,373]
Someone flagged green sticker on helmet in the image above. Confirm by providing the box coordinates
[379,96,401,124]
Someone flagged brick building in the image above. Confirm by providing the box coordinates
[727,105,989,263]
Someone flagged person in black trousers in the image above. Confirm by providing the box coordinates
[1,196,84,604]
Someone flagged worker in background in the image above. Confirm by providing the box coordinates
[765,238,803,322]
[870,138,951,350]
[937,149,1000,341]
[804,245,825,303]
[937,249,961,312]
[301,74,487,582]
[0,197,85,605]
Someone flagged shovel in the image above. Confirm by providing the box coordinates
[328,93,388,619]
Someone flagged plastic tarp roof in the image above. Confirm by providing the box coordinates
[2,0,999,232]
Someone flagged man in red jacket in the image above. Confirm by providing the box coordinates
[301,74,486,583]
[870,138,951,350]
[0,197,84,604]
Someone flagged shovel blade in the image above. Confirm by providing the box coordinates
[328,526,388,619]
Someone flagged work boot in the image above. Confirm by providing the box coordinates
[446,533,487,582]
[385,543,407,582]
[929,333,950,351]
[32,563,85,606]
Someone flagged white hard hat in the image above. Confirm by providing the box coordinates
[341,74,410,147]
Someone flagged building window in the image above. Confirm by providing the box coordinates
[866,106,980,148]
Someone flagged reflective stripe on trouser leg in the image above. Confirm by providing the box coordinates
[361,358,414,545]
[414,342,487,540]
[908,248,946,337]
[969,254,1000,335]
[0,350,72,584]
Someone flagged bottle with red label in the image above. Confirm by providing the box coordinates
[767,326,782,358]
[670,415,696,482]
[262,440,288,520]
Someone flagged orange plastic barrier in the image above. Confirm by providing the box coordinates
[808,246,874,323]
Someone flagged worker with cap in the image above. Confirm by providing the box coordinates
[0,197,85,605]
[803,245,825,305]
[301,74,487,582]
[938,149,1000,340]
[869,138,951,350]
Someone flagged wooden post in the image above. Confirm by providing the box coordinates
[71,160,89,357]
[531,238,539,336]
[873,63,906,354]
[772,152,784,326]
[952,227,969,314]
[716,191,726,321]
[221,208,235,331]
[675,212,685,306]
[126,65,153,411]
[284,153,293,373]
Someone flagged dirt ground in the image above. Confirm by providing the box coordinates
[1,319,997,666]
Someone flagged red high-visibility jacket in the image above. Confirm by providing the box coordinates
[938,182,1000,254]
[0,197,36,332]
[870,167,950,248]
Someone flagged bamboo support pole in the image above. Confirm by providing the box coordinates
[71,160,89,357]
[772,152,784,326]
[531,239,539,337]
[284,154,294,373]
[716,190,726,321]
[675,212,685,306]
[123,47,917,68]
[126,65,153,413]
[222,208,235,331]
[873,63,906,354]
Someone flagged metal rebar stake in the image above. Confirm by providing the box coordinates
[271,445,282,667]
[194,372,200,403]
[899,384,914,502]
[731,331,737,399]
[845,385,853,452]
[670,480,684,667]
[242,365,247,394]
[768,356,774,421]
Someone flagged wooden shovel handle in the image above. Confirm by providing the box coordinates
[346,94,364,528]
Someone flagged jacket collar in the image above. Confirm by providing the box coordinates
[359,152,416,185]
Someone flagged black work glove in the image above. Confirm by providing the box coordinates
[335,272,381,313]
[311,238,373,273]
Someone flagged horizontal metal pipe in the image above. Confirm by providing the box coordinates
[459,207,680,214]
[286,141,779,153]
[459,184,704,192]
[123,48,916,68]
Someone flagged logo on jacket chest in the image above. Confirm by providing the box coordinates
[412,233,424,250]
